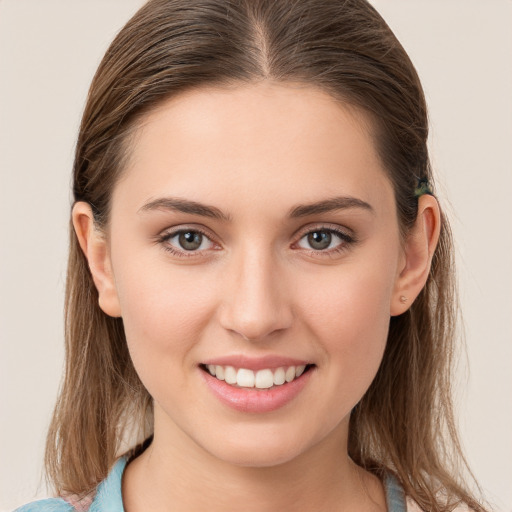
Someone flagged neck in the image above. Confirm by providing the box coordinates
[122,412,386,512]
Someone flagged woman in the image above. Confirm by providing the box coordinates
[16,0,488,510]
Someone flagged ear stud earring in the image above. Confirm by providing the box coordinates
[400,295,408,304]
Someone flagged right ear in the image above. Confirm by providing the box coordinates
[72,202,121,318]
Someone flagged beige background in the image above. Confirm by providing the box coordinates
[1,1,511,510]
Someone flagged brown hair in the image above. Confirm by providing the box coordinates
[45,1,486,510]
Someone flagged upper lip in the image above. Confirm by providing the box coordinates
[201,355,312,372]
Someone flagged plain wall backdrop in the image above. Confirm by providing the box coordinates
[1,1,511,510]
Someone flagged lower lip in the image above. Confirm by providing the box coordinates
[200,367,314,413]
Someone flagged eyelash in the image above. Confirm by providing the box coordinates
[156,225,356,259]
[157,227,217,259]
[294,226,356,258]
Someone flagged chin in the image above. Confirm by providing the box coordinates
[212,444,304,468]
[198,426,319,469]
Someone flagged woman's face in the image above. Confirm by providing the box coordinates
[104,82,405,466]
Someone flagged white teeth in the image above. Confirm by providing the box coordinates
[215,365,225,380]
[285,366,296,383]
[273,367,286,385]
[255,369,274,389]
[206,364,310,388]
[237,368,255,388]
[224,366,237,384]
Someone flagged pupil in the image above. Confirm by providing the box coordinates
[179,231,202,250]
[308,231,331,250]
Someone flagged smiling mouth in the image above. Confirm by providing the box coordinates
[200,364,315,390]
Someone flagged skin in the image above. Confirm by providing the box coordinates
[74,82,440,512]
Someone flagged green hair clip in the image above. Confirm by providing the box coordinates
[414,178,432,198]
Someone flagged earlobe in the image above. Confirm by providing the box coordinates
[390,195,441,316]
[72,202,122,318]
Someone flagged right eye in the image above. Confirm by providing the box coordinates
[159,228,217,257]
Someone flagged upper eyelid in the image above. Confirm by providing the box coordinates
[294,223,353,238]
[159,225,218,242]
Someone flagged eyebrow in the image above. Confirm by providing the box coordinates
[287,196,374,218]
[139,197,232,221]
[138,195,374,220]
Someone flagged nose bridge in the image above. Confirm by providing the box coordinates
[219,240,292,341]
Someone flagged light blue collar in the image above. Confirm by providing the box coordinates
[89,456,127,512]
[384,472,408,512]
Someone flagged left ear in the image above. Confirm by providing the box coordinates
[390,194,441,316]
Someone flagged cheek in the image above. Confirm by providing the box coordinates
[111,254,218,379]
[302,255,395,333]
[299,259,395,397]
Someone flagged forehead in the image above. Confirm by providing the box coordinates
[115,82,394,219]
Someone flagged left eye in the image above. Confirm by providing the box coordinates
[165,230,215,251]
[296,229,347,251]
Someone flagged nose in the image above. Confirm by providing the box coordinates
[218,245,293,342]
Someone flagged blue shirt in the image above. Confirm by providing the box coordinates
[15,457,408,511]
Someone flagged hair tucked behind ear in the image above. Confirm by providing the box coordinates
[45,1,487,510]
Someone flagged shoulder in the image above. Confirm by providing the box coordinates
[406,497,425,512]
[14,456,128,512]
[384,472,474,512]
[13,498,74,512]
[406,496,475,512]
